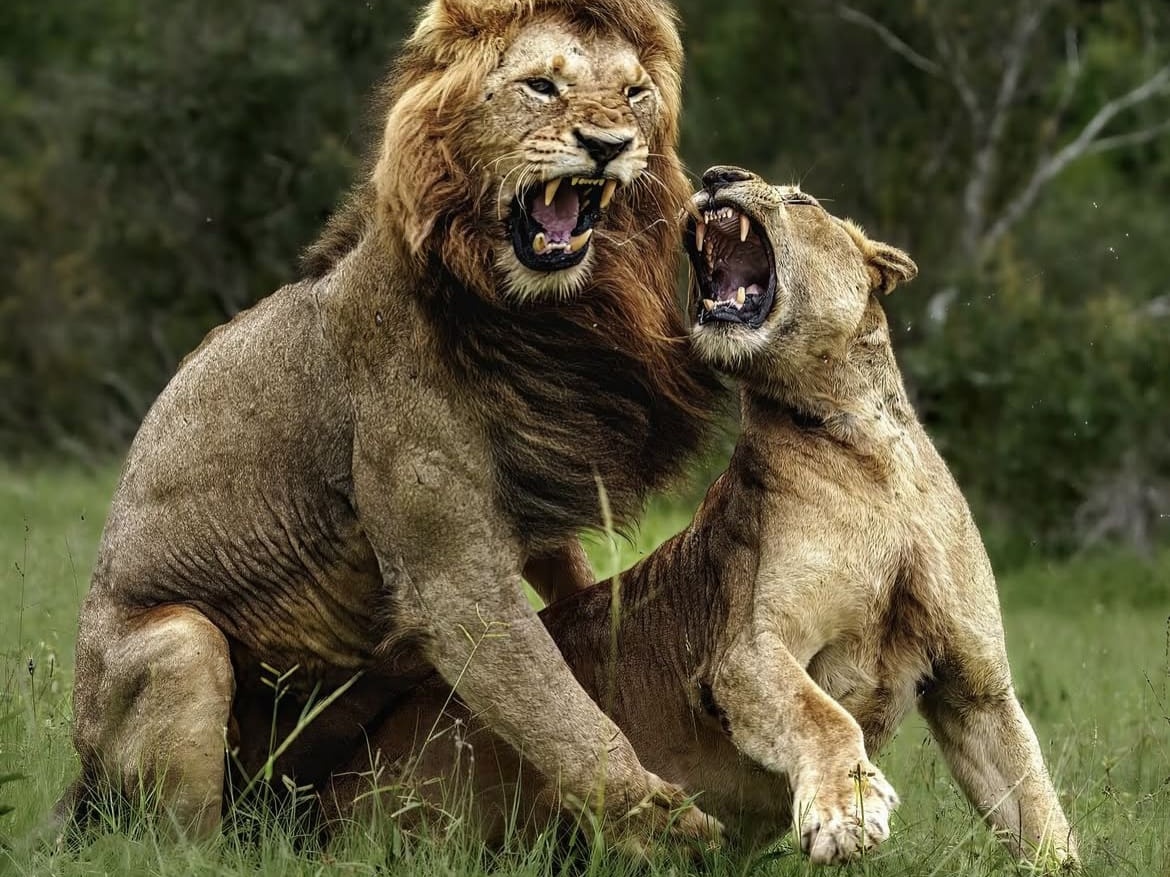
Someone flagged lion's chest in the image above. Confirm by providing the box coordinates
[471,317,697,551]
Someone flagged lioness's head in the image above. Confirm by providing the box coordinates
[374,0,686,301]
[685,166,917,379]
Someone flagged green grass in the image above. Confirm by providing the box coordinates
[1,465,1168,876]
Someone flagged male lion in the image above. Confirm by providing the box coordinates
[61,0,720,843]
[328,168,1079,872]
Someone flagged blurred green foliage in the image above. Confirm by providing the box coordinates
[1,0,1167,559]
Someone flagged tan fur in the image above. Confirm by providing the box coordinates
[332,169,1078,872]
[59,0,722,847]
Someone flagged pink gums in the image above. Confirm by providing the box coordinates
[530,186,581,243]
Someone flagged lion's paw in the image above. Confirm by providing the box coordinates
[794,762,899,865]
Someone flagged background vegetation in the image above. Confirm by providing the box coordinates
[2,0,1169,558]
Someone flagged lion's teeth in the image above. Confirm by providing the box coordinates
[600,179,618,210]
[544,178,562,207]
[695,222,706,252]
[736,286,746,305]
[739,214,750,242]
[533,232,548,254]
[568,228,593,253]
[702,299,716,312]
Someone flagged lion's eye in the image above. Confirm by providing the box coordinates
[523,78,559,98]
[626,84,651,102]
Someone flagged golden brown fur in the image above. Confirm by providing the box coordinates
[333,168,1079,872]
[59,0,722,846]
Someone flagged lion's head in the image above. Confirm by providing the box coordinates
[368,0,687,302]
[683,166,917,379]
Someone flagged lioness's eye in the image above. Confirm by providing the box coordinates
[523,78,559,98]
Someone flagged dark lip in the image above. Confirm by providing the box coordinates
[685,199,777,330]
[507,178,609,272]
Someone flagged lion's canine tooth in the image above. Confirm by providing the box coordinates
[736,286,746,305]
[533,232,548,254]
[568,227,593,253]
[702,298,716,312]
[739,214,750,242]
[695,222,706,252]
[544,178,562,207]
[600,179,618,210]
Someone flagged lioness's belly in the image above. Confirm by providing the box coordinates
[807,644,924,754]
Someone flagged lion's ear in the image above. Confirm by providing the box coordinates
[865,241,917,296]
[373,80,463,254]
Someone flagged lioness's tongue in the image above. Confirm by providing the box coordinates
[531,185,580,243]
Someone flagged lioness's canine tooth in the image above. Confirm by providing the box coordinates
[695,222,706,252]
[600,179,618,210]
[533,232,548,254]
[544,178,562,207]
[736,286,746,305]
[740,214,750,242]
[568,227,593,253]
[703,298,716,312]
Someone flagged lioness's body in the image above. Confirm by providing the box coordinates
[65,0,722,842]
[340,169,1077,871]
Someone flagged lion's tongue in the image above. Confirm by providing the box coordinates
[531,186,580,244]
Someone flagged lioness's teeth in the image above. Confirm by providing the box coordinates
[703,299,716,312]
[568,227,593,253]
[695,222,706,252]
[533,232,548,254]
[544,178,562,207]
[736,286,746,305]
[600,179,618,210]
[739,214,750,242]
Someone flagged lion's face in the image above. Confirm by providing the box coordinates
[684,166,916,377]
[373,1,686,305]
[474,19,661,299]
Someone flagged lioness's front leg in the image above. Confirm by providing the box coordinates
[921,636,1078,871]
[712,631,898,864]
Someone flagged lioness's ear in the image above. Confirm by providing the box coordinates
[865,241,917,296]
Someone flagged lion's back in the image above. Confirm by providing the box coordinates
[85,281,384,671]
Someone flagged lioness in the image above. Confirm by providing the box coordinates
[61,0,721,844]
[328,167,1079,872]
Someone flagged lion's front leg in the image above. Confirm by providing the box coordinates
[523,538,594,605]
[351,447,718,849]
[711,631,899,864]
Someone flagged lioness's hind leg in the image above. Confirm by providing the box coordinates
[72,603,234,838]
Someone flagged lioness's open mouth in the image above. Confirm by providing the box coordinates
[686,205,776,329]
[509,176,618,272]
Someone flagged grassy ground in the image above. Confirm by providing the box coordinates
[1,465,1168,876]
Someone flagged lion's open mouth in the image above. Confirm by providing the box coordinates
[687,204,776,328]
[509,176,617,272]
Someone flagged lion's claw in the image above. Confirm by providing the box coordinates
[796,762,899,864]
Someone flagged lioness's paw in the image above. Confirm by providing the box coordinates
[795,762,899,865]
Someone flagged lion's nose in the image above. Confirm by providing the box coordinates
[702,166,755,192]
[575,130,632,166]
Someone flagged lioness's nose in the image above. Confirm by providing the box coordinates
[702,165,754,192]
[575,129,632,166]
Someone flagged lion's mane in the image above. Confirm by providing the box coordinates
[303,0,721,544]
